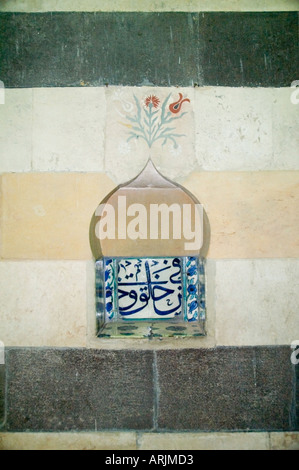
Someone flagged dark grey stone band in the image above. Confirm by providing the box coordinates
[0,12,297,88]
[0,346,297,432]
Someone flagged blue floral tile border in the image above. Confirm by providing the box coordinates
[96,256,206,338]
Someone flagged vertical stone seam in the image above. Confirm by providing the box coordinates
[153,350,160,431]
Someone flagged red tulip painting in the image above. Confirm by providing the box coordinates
[169,93,191,114]
[124,93,190,149]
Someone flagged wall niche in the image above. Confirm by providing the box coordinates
[90,159,209,339]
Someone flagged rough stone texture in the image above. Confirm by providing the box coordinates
[0,1,298,13]
[0,12,297,88]
[214,259,299,346]
[199,12,298,87]
[0,365,5,426]
[296,360,299,430]
[156,347,294,431]
[5,349,154,431]
[0,432,138,450]
[2,347,297,432]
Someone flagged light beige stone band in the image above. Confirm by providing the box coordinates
[0,171,298,260]
[0,0,298,12]
[0,432,298,450]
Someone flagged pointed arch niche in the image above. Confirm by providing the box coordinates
[90,160,210,339]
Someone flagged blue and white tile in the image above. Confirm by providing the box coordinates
[117,258,183,320]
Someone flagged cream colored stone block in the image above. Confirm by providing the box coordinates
[0,261,87,347]
[272,88,299,170]
[184,171,299,259]
[1,173,115,260]
[138,432,270,450]
[270,433,299,451]
[215,259,299,346]
[32,88,105,172]
[195,87,274,171]
[0,89,33,173]
[0,432,137,450]
[105,87,196,184]
[0,1,296,12]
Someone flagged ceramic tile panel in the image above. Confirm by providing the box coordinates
[96,256,206,338]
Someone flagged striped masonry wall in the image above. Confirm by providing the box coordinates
[0,1,298,450]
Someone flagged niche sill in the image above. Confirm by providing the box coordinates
[98,320,206,339]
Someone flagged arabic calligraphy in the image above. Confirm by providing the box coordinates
[117,258,183,319]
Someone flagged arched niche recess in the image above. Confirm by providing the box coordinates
[90,160,210,339]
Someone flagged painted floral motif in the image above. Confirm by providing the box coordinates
[169,93,191,114]
[144,95,160,109]
[124,93,190,149]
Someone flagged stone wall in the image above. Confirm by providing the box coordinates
[0,1,298,450]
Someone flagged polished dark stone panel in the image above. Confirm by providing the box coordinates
[0,12,297,88]
[0,12,201,88]
[156,347,294,431]
[6,349,154,431]
[200,12,298,87]
[0,365,5,426]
